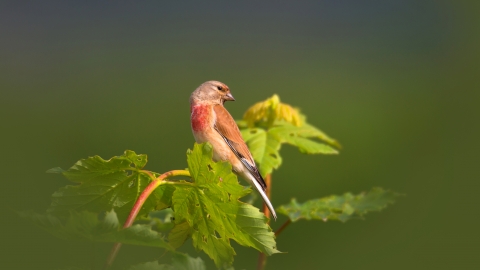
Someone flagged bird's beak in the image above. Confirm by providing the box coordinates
[224,93,235,101]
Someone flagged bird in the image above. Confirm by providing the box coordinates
[190,80,277,220]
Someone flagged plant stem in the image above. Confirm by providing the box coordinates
[274,219,291,237]
[104,169,190,269]
[257,252,267,270]
[257,174,272,270]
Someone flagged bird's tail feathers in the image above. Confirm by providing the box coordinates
[249,175,277,221]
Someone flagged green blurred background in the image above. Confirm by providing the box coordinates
[1,1,479,269]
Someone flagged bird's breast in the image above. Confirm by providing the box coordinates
[191,104,213,133]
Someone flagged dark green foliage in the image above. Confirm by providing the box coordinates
[19,209,171,249]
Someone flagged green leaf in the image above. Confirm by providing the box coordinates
[170,253,207,270]
[169,143,279,268]
[19,209,172,249]
[240,119,339,176]
[277,187,400,222]
[240,128,282,177]
[275,122,340,153]
[127,253,206,270]
[168,221,193,249]
[47,150,172,222]
[46,167,65,173]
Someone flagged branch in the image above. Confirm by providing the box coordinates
[274,219,291,237]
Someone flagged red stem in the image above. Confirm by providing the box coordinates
[274,219,291,237]
[104,170,190,269]
[257,253,267,270]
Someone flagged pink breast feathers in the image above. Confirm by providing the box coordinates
[191,104,211,132]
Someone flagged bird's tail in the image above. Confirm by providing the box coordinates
[249,174,277,221]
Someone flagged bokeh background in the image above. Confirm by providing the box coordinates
[1,1,479,269]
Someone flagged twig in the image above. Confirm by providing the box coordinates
[274,219,291,237]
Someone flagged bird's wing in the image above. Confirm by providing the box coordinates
[213,104,267,190]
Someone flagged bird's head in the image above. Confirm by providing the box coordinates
[190,80,235,105]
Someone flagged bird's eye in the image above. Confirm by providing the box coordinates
[217,86,223,91]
